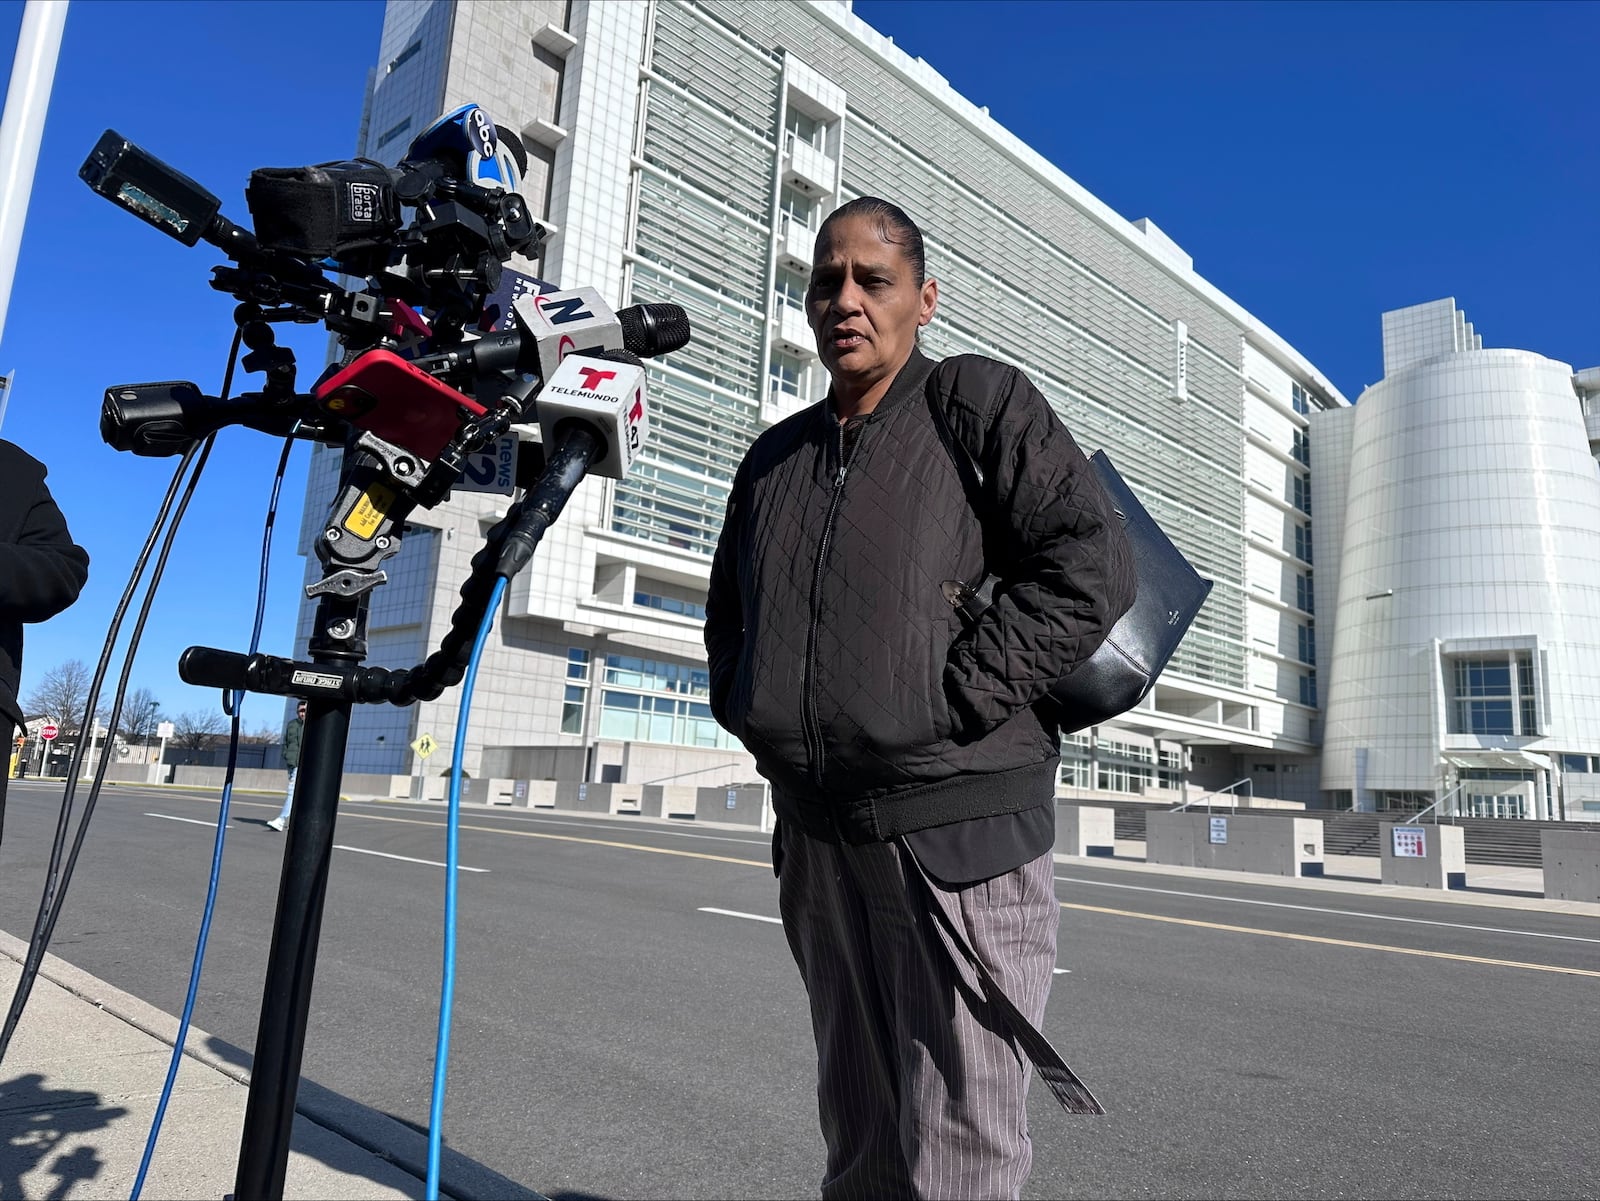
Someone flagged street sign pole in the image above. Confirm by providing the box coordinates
[409,731,437,800]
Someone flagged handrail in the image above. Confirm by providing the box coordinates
[1172,777,1253,814]
[1405,783,1464,825]
[641,761,746,786]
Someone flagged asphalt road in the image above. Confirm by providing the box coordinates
[1,780,1596,1200]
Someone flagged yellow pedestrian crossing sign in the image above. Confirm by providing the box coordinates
[411,732,438,759]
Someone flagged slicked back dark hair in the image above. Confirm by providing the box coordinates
[815,196,926,287]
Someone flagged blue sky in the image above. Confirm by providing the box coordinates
[0,0,1595,725]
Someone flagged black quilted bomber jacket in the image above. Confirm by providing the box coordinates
[704,350,1135,842]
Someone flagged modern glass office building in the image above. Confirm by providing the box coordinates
[296,0,1349,801]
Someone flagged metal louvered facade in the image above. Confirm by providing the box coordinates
[342,0,1350,791]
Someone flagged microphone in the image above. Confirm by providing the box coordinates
[619,303,691,358]
[533,351,649,481]
[496,350,651,580]
[512,290,690,384]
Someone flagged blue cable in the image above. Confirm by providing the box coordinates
[426,573,508,1201]
[131,433,297,1201]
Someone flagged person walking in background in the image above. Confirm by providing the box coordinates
[705,197,1135,1199]
[0,440,89,848]
[266,700,305,832]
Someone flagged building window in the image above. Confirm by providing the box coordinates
[784,109,826,152]
[1518,655,1537,735]
[1376,791,1432,812]
[1294,522,1314,565]
[1292,428,1311,467]
[1292,474,1313,515]
[562,649,590,735]
[1449,654,1538,736]
[1158,748,1184,791]
[1059,756,1092,790]
[779,187,815,232]
[633,590,707,621]
[596,654,735,750]
[1296,571,1315,614]
[1297,623,1316,665]
[1560,753,1594,773]
[375,117,413,150]
[1299,671,1318,708]
[1291,382,1311,415]
[769,351,804,400]
[387,40,421,74]
[1096,739,1154,794]
[774,266,807,313]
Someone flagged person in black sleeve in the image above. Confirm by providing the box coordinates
[704,198,1136,1200]
[0,439,90,845]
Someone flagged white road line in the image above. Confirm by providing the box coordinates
[146,812,232,830]
[699,907,782,925]
[1054,874,1600,944]
[334,845,489,872]
[362,803,772,848]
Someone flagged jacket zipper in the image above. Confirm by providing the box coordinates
[803,418,860,791]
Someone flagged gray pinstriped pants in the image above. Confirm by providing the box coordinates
[777,824,1059,1201]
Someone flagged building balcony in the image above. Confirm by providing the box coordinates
[521,116,567,150]
[777,217,814,272]
[773,304,815,357]
[782,136,836,197]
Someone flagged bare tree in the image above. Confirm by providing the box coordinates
[23,660,93,734]
[116,688,164,743]
[174,709,227,754]
[243,720,280,745]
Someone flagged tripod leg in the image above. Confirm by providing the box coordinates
[232,700,350,1201]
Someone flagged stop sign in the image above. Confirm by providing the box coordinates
[40,723,59,741]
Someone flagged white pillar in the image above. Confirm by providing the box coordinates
[0,1,69,353]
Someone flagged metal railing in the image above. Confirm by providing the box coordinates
[642,761,748,786]
[1172,777,1253,813]
[1405,783,1464,826]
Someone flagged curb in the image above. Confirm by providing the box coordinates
[0,930,546,1201]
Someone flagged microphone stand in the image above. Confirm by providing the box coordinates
[182,583,369,1201]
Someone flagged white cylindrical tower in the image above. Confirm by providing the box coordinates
[1320,303,1600,814]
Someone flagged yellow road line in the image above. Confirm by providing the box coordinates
[1061,902,1600,978]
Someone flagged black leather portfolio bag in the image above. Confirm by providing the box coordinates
[928,391,1213,735]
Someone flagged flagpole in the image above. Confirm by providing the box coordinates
[0,1,70,354]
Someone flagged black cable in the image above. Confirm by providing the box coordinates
[0,443,207,1063]
[33,430,219,974]
[0,330,241,1065]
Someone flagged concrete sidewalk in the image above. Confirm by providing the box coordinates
[0,933,544,1201]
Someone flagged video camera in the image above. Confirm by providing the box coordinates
[81,103,689,610]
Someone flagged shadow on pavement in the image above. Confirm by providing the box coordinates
[0,1071,130,1201]
[201,1036,545,1200]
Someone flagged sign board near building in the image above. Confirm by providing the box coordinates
[1392,826,1427,858]
[1209,816,1227,844]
